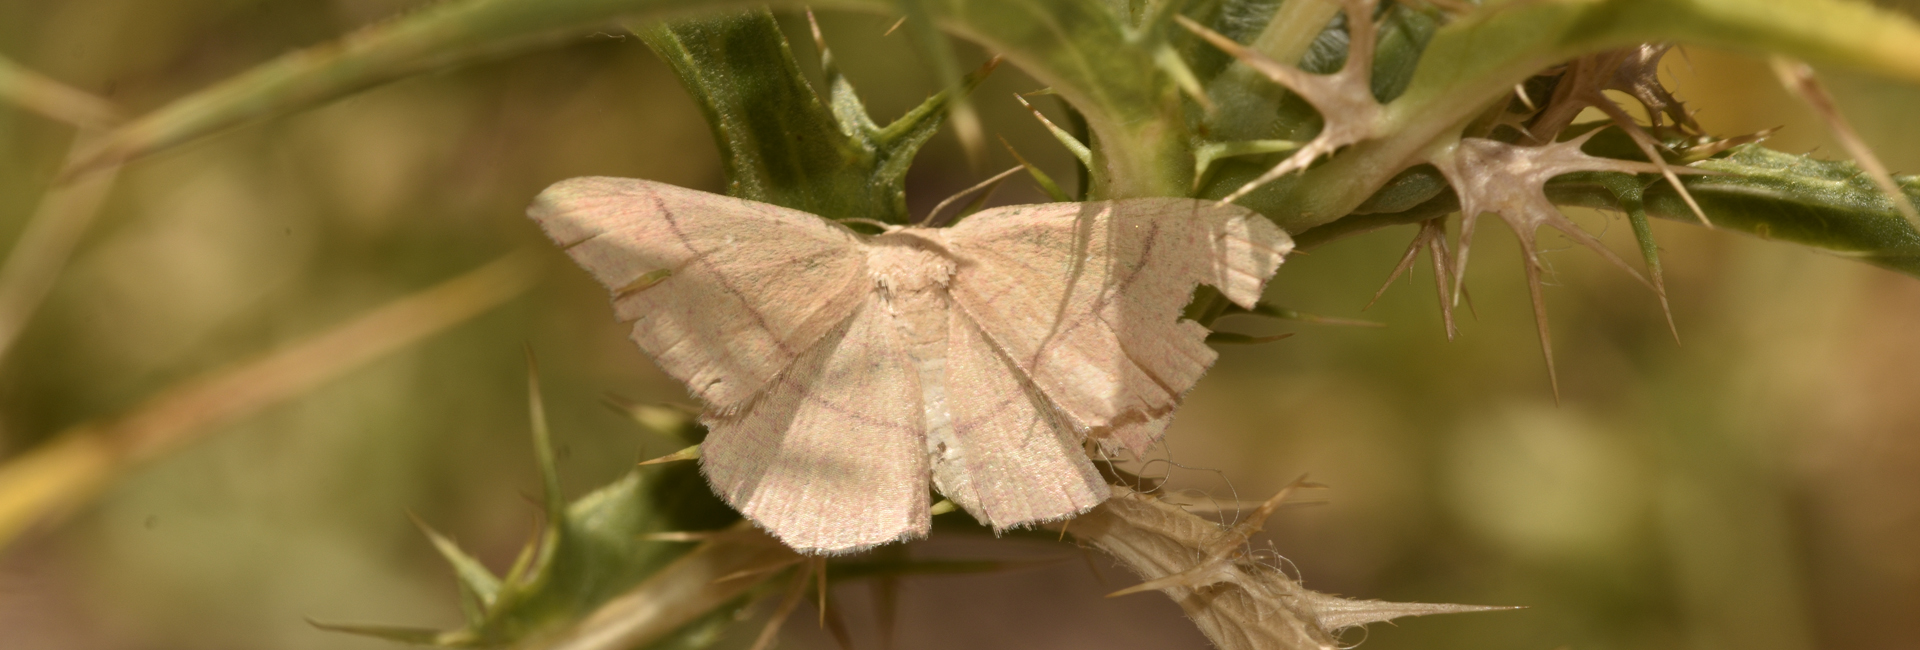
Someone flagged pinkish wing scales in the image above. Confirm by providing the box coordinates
[527,177,868,411]
[939,199,1291,454]
[700,292,932,554]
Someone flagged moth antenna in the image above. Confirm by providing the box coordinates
[882,15,907,36]
[921,165,1023,227]
[1770,56,1920,230]
[836,217,897,231]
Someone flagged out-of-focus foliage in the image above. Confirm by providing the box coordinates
[316,378,758,649]
[4,1,1920,649]
[631,9,986,225]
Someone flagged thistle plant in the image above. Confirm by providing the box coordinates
[3,0,1919,649]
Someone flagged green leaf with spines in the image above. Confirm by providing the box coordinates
[1295,139,1920,281]
[1254,0,1920,234]
[323,374,739,648]
[1555,145,1920,276]
[62,0,1920,243]
[1191,0,1441,209]
[634,9,992,223]
[409,514,503,622]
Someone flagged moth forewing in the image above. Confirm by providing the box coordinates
[531,180,1290,553]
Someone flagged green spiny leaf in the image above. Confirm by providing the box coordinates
[308,620,450,645]
[1259,0,1920,234]
[1194,139,1298,188]
[1585,170,1678,338]
[635,9,994,222]
[603,397,703,444]
[898,0,987,167]
[65,0,721,176]
[327,373,738,647]
[1195,1,1438,202]
[1002,137,1071,202]
[1557,144,1920,276]
[1014,93,1094,170]
[633,10,884,218]
[527,356,565,521]
[806,10,880,141]
[409,513,503,616]
[871,57,1001,205]
[65,0,1190,197]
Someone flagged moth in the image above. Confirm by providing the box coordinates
[529,177,1291,553]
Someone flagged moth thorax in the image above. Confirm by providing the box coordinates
[866,237,955,293]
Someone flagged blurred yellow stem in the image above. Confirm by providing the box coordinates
[0,251,542,548]
[0,55,121,128]
[0,132,121,365]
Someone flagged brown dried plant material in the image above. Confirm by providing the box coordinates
[1531,46,1701,139]
[1430,130,1695,398]
[1073,485,1515,650]
[1368,217,1460,340]
[1179,0,1384,204]
[529,178,1291,554]
[1527,46,1714,227]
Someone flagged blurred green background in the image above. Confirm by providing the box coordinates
[3,1,1919,649]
